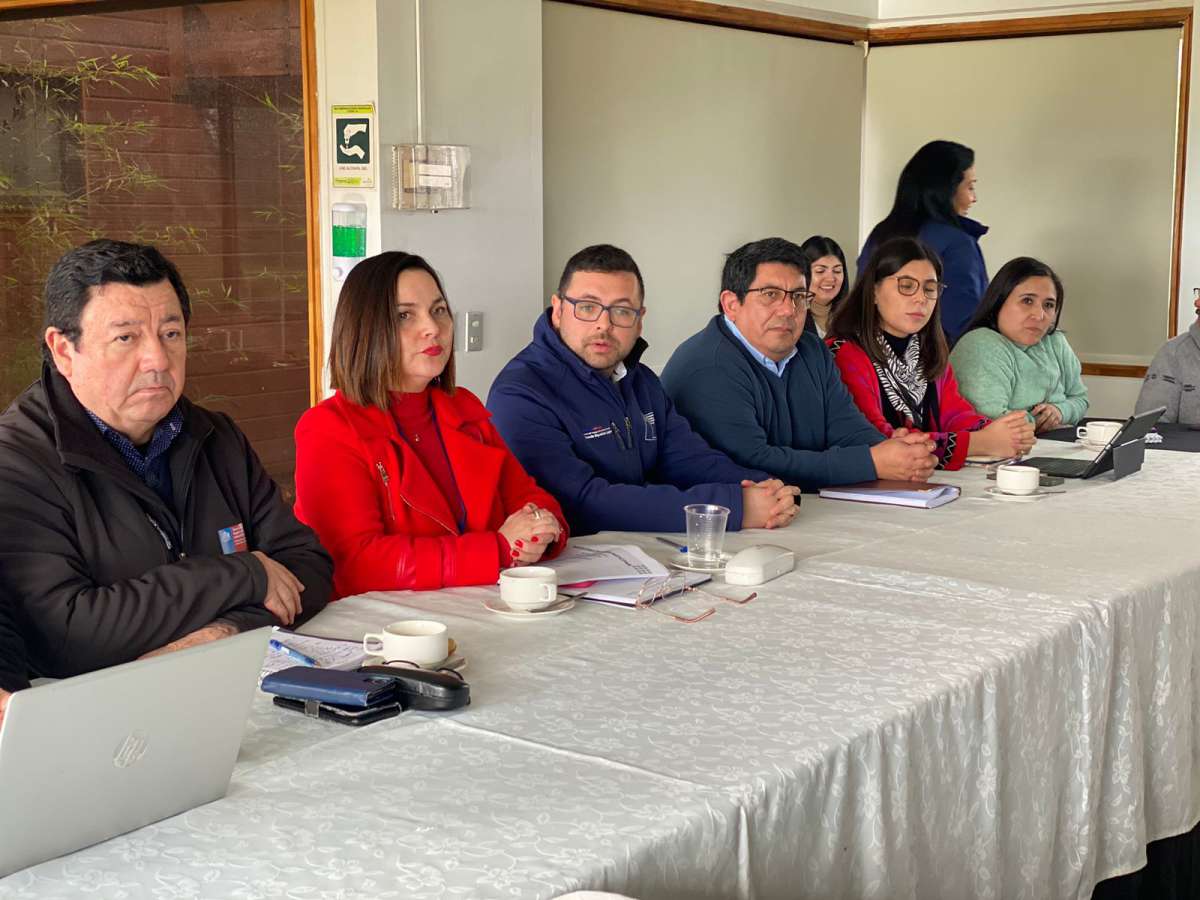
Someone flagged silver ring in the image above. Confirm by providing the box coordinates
[533,509,542,520]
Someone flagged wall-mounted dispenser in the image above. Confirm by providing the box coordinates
[331,201,367,282]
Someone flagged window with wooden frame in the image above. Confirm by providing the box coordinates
[0,0,319,495]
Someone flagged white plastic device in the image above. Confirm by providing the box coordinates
[723,544,795,586]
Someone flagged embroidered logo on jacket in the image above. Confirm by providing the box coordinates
[643,411,657,441]
[583,425,614,440]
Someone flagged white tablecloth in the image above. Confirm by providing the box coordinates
[5,443,1200,899]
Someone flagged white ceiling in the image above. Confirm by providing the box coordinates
[709,0,1183,26]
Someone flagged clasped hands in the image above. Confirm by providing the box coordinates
[871,427,939,482]
[741,478,801,529]
[499,502,562,566]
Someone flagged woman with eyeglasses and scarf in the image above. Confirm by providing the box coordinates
[827,237,1034,470]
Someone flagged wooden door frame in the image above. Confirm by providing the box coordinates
[2,0,324,402]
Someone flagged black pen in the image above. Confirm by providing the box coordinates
[610,420,627,450]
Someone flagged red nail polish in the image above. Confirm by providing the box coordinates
[530,536,539,543]
[514,540,524,547]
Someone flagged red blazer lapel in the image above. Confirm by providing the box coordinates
[330,393,458,535]
[432,390,505,533]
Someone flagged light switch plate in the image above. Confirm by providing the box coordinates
[463,311,483,352]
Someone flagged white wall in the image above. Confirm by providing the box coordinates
[862,26,1180,408]
[314,0,382,396]
[375,0,544,397]
[543,1,866,371]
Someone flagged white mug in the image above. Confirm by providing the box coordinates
[996,464,1040,495]
[362,620,448,666]
[1077,420,1122,445]
[499,566,558,611]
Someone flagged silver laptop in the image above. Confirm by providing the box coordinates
[0,627,270,878]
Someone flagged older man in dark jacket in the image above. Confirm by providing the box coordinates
[0,239,332,680]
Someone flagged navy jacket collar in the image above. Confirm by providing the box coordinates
[531,307,648,382]
[957,215,989,238]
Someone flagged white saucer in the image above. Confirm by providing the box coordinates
[668,552,732,574]
[986,486,1048,502]
[1076,439,1109,452]
[364,652,468,672]
[484,595,575,621]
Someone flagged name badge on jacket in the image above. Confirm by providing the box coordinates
[218,523,248,555]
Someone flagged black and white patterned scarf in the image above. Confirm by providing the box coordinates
[872,332,928,427]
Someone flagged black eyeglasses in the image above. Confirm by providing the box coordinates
[744,287,815,310]
[559,294,644,328]
[886,275,946,301]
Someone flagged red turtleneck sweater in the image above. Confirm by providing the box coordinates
[389,390,468,531]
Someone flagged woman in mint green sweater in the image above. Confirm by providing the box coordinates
[949,257,1088,432]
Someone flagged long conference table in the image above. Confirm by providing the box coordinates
[4,439,1200,899]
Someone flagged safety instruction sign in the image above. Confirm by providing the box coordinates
[332,103,376,188]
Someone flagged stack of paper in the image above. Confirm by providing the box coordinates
[559,572,712,607]
[259,629,368,680]
[542,544,669,584]
[819,480,960,509]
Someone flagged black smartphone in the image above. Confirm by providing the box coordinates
[272,695,402,726]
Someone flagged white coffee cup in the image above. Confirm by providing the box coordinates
[995,464,1040,495]
[362,620,448,665]
[499,566,558,611]
[1077,420,1122,446]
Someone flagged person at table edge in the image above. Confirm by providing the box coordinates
[0,239,332,680]
[294,251,567,600]
[660,237,938,491]
[487,243,799,536]
[1135,287,1200,426]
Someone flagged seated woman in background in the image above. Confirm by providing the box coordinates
[294,252,567,599]
[950,257,1088,434]
[857,140,987,345]
[799,235,848,338]
[827,237,1034,470]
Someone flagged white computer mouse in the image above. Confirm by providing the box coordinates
[724,544,795,586]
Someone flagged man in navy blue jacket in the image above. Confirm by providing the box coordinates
[487,245,799,536]
[661,237,936,491]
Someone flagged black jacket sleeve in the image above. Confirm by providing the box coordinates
[215,418,333,634]
[0,416,331,678]
[0,593,30,692]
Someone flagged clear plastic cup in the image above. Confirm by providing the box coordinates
[684,504,730,567]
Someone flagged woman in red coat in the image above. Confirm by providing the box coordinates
[294,251,567,599]
[826,237,1033,470]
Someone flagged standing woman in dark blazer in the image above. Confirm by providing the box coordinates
[859,140,987,345]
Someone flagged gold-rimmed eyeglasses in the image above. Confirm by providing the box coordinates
[744,287,815,310]
[634,573,757,623]
[885,275,946,301]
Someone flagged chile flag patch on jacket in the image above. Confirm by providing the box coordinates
[218,522,248,555]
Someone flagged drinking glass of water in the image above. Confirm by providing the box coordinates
[684,504,730,567]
